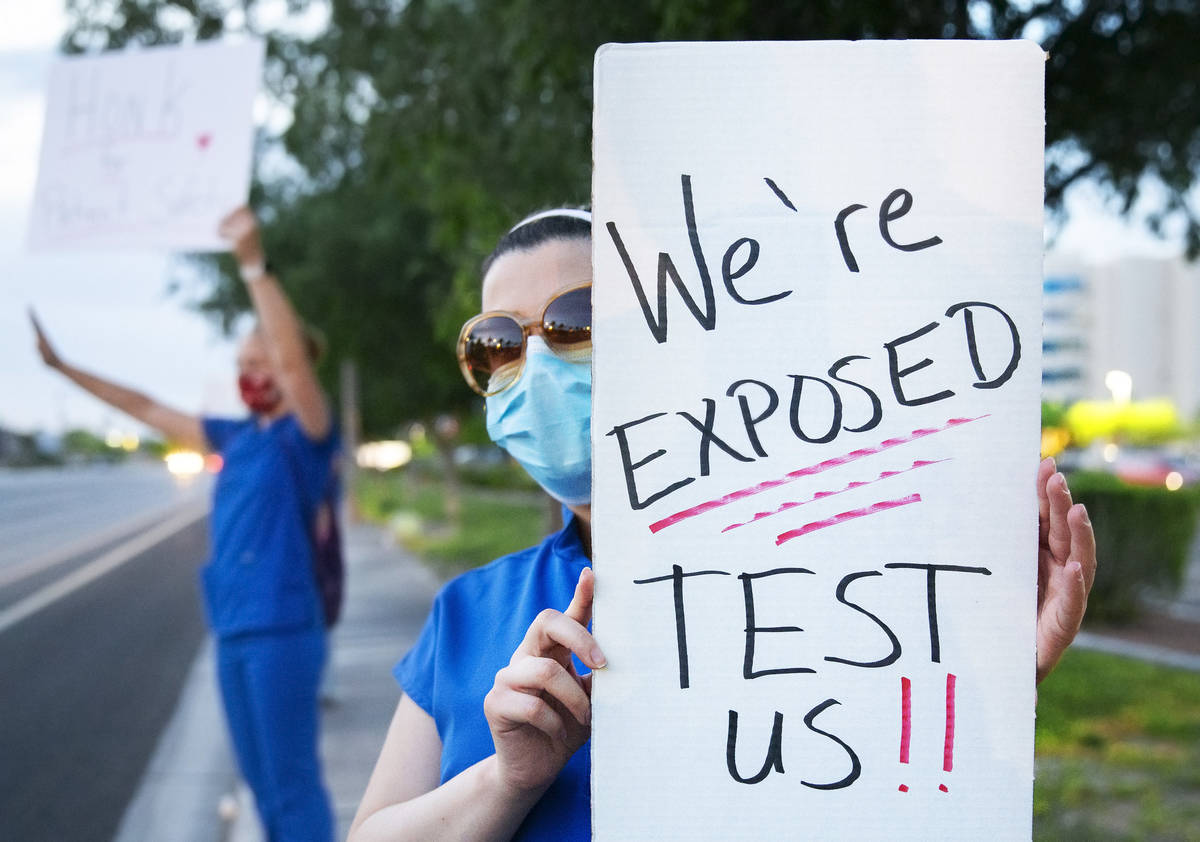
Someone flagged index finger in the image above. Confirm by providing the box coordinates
[564,567,595,628]
[516,609,605,670]
[1036,456,1054,545]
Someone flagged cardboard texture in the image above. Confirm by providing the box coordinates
[27,39,265,252]
[591,40,1044,840]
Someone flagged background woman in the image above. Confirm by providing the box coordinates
[31,207,338,842]
[348,209,1097,841]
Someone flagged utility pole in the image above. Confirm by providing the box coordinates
[340,358,361,521]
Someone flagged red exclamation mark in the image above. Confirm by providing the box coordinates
[940,672,956,793]
[898,675,911,792]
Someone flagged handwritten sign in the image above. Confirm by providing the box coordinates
[27,39,264,252]
[591,41,1044,839]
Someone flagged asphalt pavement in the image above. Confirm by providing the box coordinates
[0,463,206,574]
[0,482,211,842]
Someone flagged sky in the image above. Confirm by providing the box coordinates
[0,2,241,439]
[0,2,1190,437]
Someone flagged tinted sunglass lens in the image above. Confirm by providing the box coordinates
[543,287,591,353]
[463,316,524,394]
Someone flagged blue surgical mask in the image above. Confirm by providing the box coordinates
[485,336,591,505]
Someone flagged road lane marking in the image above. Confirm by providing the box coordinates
[0,504,208,635]
[0,501,206,589]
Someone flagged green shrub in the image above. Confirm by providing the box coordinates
[1068,471,1200,621]
[354,469,548,576]
[458,458,539,491]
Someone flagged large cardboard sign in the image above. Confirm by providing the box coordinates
[27,40,264,252]
[591,41,1044,839]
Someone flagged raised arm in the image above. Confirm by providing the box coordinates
[29,309,205,451]
[219,207,331,441]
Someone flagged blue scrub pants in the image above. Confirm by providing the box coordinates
[215,625,333,842]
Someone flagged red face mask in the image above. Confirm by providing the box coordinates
[238,373,282,414]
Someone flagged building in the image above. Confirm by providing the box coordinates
[1043,255,1200,417]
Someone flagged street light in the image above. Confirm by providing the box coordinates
[1104,369,1132,405]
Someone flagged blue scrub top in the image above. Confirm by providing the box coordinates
[202,414,339,638]
[394,516,591,841]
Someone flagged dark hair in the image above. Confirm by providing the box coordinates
[481,210,591,278]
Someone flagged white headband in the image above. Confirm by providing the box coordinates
[507,207,592,234]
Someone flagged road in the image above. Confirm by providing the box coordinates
[0,463,213,842]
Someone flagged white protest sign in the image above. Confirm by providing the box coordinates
[27,39,265,252]
[591,41,1044,840]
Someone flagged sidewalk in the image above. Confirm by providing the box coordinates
[114,521,441,842]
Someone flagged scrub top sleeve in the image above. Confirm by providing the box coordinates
[202,417,244,453]
[393,594,444,717]
[281,418,341,508]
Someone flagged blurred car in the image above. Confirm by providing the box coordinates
[1108,447,1198,489]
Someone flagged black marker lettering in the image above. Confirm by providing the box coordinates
[834,203,868,272]
[721,237,791,305]
[788,375,843,444]
[726,710,786,784]
[824,570,901,668]
[740,567,816,679]
[764,177,798,212]
[605,184,715,345]
[605,413,694,510]
[632,565,731,689]
[677,398,754,477]
[884,322,955,407]
[801,699,862,790]
[878,188,943,253]
[884,563,993,662]
[827,355,882,434]
[945,301,1022,389]
[726,379,779,458]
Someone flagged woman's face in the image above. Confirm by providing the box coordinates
[237,331,275,379]
[236,330,286,416]
[481,237,592,320]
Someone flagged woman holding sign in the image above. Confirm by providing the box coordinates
[30,207,337,842]
[347,209,1097,841]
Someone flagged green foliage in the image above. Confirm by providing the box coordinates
[458,458,540,492]
[60,1,1200,437]
[61,428,125,462]
[1068,471,1200,620]
[1033,649,1200,840]
[138,437,169,459]
[1042,401,1068,428]
[355,469,546,575]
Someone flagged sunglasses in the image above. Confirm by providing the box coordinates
[457,282,592,396]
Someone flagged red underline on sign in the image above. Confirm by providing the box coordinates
[646,415,985,534]
[720,459,949,533]
[774,493,922,545]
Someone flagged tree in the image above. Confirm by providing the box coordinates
[61,0,1200,435]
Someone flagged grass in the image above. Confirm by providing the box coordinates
[356,468,549,577]
[1034,649,1200,841]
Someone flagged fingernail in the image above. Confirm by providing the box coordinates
[1078,504,1090,525]
[591,647,607,668]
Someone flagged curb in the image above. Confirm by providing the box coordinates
[1072,630,1200,672]
[112,639,239,842]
